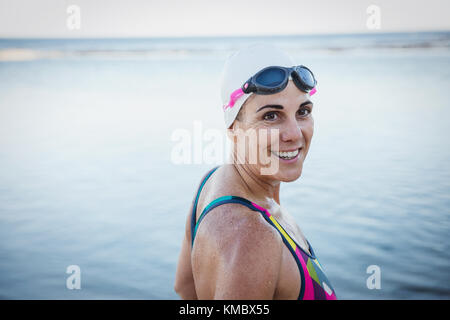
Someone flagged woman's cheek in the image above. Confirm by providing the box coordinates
[308,117,314,139]
[257,127,279,151]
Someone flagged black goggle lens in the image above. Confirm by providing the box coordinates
[245,66,316,94]
[295,66,316,89]
[255,68,286,87]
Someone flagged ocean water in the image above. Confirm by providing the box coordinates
[0,32,449,299]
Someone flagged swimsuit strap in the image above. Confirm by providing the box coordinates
[192,195,260,244]
[192,194,315,259]
[191,194,307,299]
[190,169,337,300]
[190,166,220,245]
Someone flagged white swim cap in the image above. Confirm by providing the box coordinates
[220,43,296,128]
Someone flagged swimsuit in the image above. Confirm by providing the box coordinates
[191,166,337,300]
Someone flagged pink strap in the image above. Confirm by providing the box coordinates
[223,88,244,111]
[224,86,316,111]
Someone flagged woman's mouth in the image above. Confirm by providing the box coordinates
[272,148,302,161]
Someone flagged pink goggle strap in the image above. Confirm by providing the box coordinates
[223,85,316,111]
[223,88,245,111]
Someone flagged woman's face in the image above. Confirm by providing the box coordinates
[231,80,314,182]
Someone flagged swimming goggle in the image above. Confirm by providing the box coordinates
[223,65,317,111]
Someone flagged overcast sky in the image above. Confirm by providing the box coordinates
[0,0,449,38]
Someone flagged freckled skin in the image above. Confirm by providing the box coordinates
[175,81,314,299]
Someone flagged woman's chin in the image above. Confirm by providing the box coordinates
[266,161,303,182]
[278,166,303,182]
[256,154,304,181]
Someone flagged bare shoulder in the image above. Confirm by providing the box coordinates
[185,167,220,238]
[193,164,283,257]
[198,202,281,248]
[192,202,284,299]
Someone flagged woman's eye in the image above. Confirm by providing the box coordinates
[298,108,311,117]
[263,112,278,121]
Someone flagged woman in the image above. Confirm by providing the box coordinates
[175,43,336,300]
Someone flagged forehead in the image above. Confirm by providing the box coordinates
[245,80,311,111]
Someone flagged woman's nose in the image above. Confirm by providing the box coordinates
[280,117,302,143]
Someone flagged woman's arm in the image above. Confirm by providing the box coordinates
[175,170,215,299]
[174,230,197,299]
[192,205,283,299]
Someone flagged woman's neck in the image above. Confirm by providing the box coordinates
[231,163,281,205]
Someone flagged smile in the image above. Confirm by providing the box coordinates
[272,148,301,161]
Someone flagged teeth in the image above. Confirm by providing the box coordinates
[273,149,300,159]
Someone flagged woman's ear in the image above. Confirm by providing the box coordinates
[226,123,237,141]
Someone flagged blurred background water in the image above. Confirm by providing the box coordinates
[0,32,449,299]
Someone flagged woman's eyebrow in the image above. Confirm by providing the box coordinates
[300,100,313,108]
[256,100,313,113]
[256,104,283,113]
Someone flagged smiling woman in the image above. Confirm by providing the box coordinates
[174,43,337,300]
